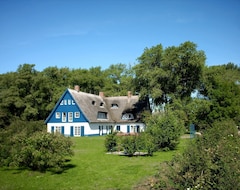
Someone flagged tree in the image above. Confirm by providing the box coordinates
[134,41,206,105]
[197,64,240,127]
[103,63,135,96]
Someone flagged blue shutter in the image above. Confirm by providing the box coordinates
[51,126,54,133]
[61,126,65,135]
[70,126,74,137]
[81,126,84,136]
[127,125,130,133]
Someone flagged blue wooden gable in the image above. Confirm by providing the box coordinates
[45,89,88,123]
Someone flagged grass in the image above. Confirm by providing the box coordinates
[0,136,189,190]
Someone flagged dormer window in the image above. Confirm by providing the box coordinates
[97,112,107,119]
[122,113,134,120]
[111,104,118,109]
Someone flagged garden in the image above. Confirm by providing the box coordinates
[0,136,189,190]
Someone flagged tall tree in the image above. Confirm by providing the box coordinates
[134,41,206,105]
[103,63,135,96]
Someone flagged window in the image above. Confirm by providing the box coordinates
[116,125,120,131]
[60,100,64,105]
[97,112,107,119]
[75,112,80,118]
[111,104,118,109]
[100,102,104,107]
[92,101,96,105]
[68,112,73,122]
[62,112,67,122]
[56,126,61,133]
[64,100,67,105]
[55,112,60,119]
[122,113,134,120]
[72,100,75,105]
[68,99,71,105]
[75,126,81,136]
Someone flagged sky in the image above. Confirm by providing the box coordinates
[0,0,239,74]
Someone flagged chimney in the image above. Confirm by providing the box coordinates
[128,91,132,98]
[74,85,80,92]
[99,91,104,98]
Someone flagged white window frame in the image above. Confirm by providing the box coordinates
[72,100,75,105]
[68,99,71,105]
[55,112,61,119]
[68,112,73,122]
[56,126,61,133]
[75,112,80,118]
[74,126,81,136]
[62,112,67,122]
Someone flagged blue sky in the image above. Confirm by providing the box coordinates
[0,0,239,74]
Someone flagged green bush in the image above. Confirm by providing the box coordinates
[154,119,240,189]
[104,132,118,152]
[0,120,74,172]
[145,112,184,151]
[121,135,137,156]
[15,132,73,172]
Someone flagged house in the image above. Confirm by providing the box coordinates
[45,85,150,137]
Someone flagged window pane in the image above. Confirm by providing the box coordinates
[75,112,80,118]
[56,112,60,119]
[62,112,66,122]
[68,112,73,122]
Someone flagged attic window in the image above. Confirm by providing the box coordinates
[111,104,118,109]
[122,113,134,120]
[100,102,104,107]
[92,101,96,105]
[97,112,107,119]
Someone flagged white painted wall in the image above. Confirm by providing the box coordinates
[47,122,145,136]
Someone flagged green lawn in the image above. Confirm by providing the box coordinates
[0,136,189,190]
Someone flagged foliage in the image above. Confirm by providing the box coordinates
[121,135,138,156]
[0,137,188,190]
[134,41,206,105]
[104,132,118,152]
[0,120,73,172]
[0,63,136,128]
[145,112,184,151]
[150,120,240,189]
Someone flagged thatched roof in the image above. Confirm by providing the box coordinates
[68,89,149,123]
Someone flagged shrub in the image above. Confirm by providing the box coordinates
[104,132,118,152]
[145,112,184,151]
[15,131,73,172]
[152,119,240,189]
[121,135,137,156]
[0,120,74,172]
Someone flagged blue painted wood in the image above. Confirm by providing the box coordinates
[127,125,130,133]
[81,126,84,136]
[61,126,65,135]
[70,126,74,137]
[51,126,54,133]
[45,89,89,124]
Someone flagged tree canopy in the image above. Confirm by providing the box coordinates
[134,41,206,105]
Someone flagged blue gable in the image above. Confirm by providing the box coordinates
[45,89,88,123]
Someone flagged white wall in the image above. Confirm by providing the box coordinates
[47,122,145,137]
